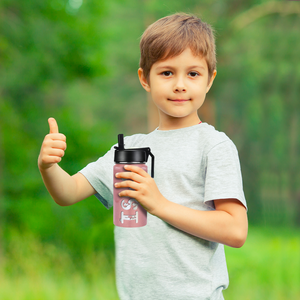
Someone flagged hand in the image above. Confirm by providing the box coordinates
[38,118,67,171]
[114,165,168,216]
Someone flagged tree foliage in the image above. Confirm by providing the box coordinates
[0,0,299,256]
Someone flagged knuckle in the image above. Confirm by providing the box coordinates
[120,191,127,197]
[58,142,65,150]
[127,173,133,179]
[125,189,133,196]
[41,149,48,156]
[123,181,131,189]
[44,140,51,148]
[60,134,67,141]
[140,187,146,195]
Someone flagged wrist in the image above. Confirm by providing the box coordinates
[151,195,171,219]
[38,161,57,174]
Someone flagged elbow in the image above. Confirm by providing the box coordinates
[55,200,66,207]
[230,227,248,248]
[53,197,72,207]
[57,202,69,207]
[231,237,246,249]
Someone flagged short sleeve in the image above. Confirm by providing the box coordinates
[204,140,247,210]
[79,145,115,209]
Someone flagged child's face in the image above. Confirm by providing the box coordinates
[138,47,216,129]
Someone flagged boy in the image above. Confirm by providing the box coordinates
[38,13,248,300]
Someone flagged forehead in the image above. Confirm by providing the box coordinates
[152,48,208,70]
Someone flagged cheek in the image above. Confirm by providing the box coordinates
[150,90,162,102]
[150,83,165,97]
[196,82,209,94]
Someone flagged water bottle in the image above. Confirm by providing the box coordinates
[113,134,154,227]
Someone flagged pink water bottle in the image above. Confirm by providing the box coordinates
[113,134,154,227]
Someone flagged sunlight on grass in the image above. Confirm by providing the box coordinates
[1,230,119,300]
[224,227,300,300]
[1,227,299,299]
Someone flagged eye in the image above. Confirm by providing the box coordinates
[161,71,173,77]
[189,71,199,77]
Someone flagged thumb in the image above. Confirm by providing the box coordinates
[48,117,59,134]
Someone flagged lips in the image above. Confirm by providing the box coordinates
[168,99,190,102]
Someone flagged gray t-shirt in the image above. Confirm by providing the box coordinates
[80,123,247,300]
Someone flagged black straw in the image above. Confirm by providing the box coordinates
[118,134,124,150]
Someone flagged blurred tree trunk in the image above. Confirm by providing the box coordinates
[290,113,300,225]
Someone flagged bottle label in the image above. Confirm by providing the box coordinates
[120,199,139,224]
[121,198,138,210]
[113,164,147,227]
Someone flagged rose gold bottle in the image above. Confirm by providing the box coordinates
[113,134,154,227]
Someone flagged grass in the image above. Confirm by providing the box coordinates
[1,231,119,300]
[1,227,299,299]
[224,227,300,300]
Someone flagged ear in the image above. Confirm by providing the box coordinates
[206,70,217,93]
[138,68,151,92]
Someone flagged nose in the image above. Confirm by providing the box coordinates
[175,86,186,92]
[174,76,186,93]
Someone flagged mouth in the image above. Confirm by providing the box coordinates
[168,98,191,102]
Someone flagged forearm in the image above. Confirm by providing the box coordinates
[39,163,79,206]
[155,199,248,248]
[114,165,248,247]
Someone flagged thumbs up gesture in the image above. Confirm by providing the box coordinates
[38,118,67,170]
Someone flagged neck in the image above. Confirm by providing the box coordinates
[158,116,201,131]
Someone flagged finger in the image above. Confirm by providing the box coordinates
[43,135,66,151]
[49,140,67,150]
[115,171,143,183]
[48,133,66,142]
[124,165,149,177]
[42,155,62,165]
[48,117,59,134]
[119,189,138,199]
[115,180,139,190]
[39,152,63,166]
[47,148,65,158]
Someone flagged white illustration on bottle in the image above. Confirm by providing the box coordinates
[120,199,139,223]
[121,199,138,210]
[120,211,139,224]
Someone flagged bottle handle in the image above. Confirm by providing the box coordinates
[115,134,155,178]
[146,148,155,178]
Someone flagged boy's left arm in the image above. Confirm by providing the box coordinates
[115,165,248,248]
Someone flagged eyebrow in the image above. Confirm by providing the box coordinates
[155,65,206,71]
[189,65,206,70]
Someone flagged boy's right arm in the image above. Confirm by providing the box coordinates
[38,118,96,206]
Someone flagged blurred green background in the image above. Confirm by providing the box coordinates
[0,0,299,299]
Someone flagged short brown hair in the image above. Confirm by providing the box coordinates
[139,13,216,82]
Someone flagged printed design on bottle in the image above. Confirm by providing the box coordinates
[121,199,138,210]
[120,198,139,224]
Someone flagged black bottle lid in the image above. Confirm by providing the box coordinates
[114,134,155,178]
